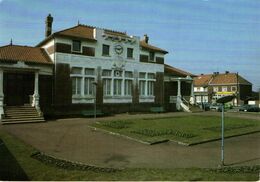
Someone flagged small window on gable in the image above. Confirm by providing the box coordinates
[72,40,81,52]
[102,44,110,56]
[127,48,134,58]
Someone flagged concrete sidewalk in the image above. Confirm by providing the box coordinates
[1,112,260,169]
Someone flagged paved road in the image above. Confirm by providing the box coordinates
[1,112,260,169]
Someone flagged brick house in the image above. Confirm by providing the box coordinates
[194,71,252,105]
[0,14,195,122]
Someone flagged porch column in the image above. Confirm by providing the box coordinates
[191,81,194,97]
[190,81,195,105]
[176,80,182,110]
[0,69,4,119]
[177,80,181,97]
[32,71,40,111]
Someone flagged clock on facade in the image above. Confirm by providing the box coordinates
[114,44,123,55]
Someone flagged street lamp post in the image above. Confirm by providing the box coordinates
[216,95,235,167]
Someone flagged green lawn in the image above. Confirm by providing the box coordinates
[92,115,260,144]
[0,129,258,181]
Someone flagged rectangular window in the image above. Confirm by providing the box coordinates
[85,68,95,75]
[156,57,164,64]
[72,77,82,95]
[71,67,82,74]
[148,73,155,79]
[213,87,218,92]
[103,79,111,96]
[149,52,155,61]
[102,44,110,56]
[147,81,154,96]
[82,46,95,57]
[84,77,94,96]
[139,80,146,96]
[125,71,133,78]
[231,86,237,92]
[140,55,149,62]
[114,79,122,96]
[222,86,227,92]
[102,69,112,77]
[127,48,134,58]
[125,80,132,96]
[139,72,146,79]
[72,40,81,52]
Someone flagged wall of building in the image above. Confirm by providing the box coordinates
[41,28,166,116]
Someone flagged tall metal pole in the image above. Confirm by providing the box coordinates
[221,104,225,166]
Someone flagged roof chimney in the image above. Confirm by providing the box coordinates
[45,14,53,38]
[143,34,149,43]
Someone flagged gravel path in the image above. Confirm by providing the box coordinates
[1,112,260,169]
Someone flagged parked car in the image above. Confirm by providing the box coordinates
[239,105,260,112]
[210,103,222,111]
[197,102,210,111]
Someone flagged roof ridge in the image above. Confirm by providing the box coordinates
[0,44,37,48]
[53,25,81,35]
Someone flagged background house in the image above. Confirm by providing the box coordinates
[194,71,252,106]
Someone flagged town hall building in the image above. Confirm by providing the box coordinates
[0,14,194,123]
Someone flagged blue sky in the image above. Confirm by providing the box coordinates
[0,0,260,91]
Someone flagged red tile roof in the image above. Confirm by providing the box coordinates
[0,45,53,65]
[140,40,168,54]
[210,73,251,85]
[194,73,252,86]
[165,64,195,77]
[37,24,168,54]
[194,74,213,86]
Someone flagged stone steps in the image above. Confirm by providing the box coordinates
[1,105,45,124]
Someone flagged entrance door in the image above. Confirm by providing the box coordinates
[4,73,34,106]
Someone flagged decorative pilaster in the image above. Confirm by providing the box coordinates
[0,69,4,119]
[32,71,40,112]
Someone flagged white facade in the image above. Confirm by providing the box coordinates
[41,27,165,104]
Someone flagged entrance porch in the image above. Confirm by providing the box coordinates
[0,69,40,119]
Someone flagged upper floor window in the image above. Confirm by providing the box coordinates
[222,86,227,92]
[72,40,81,52]
[231,86,237,92]
[213,87,218,92]
[149,52,155,61]
[102,44,110,56]
[127,48,134,59]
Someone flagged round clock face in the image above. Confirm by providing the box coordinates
[114,44,123,55]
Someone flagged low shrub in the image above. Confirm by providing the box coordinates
[131,129,196,138]
[101,120,133,129]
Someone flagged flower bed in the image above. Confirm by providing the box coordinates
[31,152,120,173]
[131,129,196,138]
[100,120,133,129]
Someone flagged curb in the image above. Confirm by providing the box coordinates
[31,151,122,172]
[89,125,260,147]
[183,130,260,146]
[88,125,151,145]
